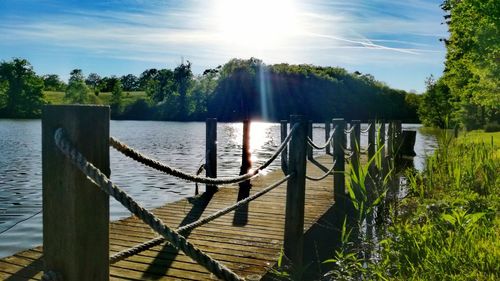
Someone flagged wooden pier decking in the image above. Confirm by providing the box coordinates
[0,154,349,280]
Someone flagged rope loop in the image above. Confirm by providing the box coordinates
[307,127,337,150]
[110,123,299,186]
[305,159,337,181]
[360,123,372,134]
[343,124,356,135]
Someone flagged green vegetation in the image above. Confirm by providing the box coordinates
[0,57,419,121]
[44,91,147,107]
[0,58,45,118]
[321,131,500,280]
[419,0,499,130]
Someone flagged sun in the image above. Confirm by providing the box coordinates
[213,0,301,50]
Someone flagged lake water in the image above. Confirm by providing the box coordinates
[0,120,437,258]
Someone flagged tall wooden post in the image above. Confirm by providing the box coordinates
[280,120,288,174]
[307,120,313,160]
[42,105,110,280]
[284,115,307,269]
[379,121,387,175]
[325,120,331,155]
[239,119,251,189]
[332,118,346,202]
[206,118,218,193]
[394,120,402,159]
[368,120,376,174]
[387,121,394,161]
[350,120,361,178]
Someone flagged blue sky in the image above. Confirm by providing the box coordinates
[0,0,447,92]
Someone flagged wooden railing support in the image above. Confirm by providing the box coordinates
[280,120,288,173]
[325,120,331,155]
[368,120,376,174]
[283,115,307,269]
[379,121,387,176]
[206,118,218,193]
[239,119,251,190]
[387,120,394,161]
[307,120,313,160]
[332,118,346,203]
[42,105,110,280]
[394,120,402,160]
[350,120,361,177]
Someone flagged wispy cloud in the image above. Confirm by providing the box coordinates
[0,0,447,91]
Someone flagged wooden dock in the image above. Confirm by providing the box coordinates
[0,154,344,280]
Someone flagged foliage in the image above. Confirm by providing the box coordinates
[207,58,418,122]
[484,122,500,133]
[438,0,500,129]
[64,69,89,104]
[0,58,45,118]
[418,76,455,128]
[43,74,66,91]
[110,78,123,113]
[85,73,101,94]
[120,74,139,91]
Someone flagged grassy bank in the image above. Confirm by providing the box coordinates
[44,91,147,107]
[321,130,499,280]
[370,130,500,280]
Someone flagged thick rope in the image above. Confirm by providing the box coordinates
[343,124,356,134]
[360,123,372,134]
[54,128,244,281]
[307,127,337,150]
[305,159,337,181]
[110,123,298,186]
[110,174,291,264]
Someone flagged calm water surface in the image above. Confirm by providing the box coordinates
[0,120,437,258]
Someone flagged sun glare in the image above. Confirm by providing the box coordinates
[213,0,301,50]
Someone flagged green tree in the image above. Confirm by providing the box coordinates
[440,0,500,129]
[146,69,175,104]
[65,69,89,104]
[120,74,139,91]
[85,73,101,95]
[43,74,66,91]
[0,58,45,118]
[418,76,454,128]
[110,78,123,113]
[173,61,193,119]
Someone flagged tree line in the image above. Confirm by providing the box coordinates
[419,0,499,130]
[0,57,420,122]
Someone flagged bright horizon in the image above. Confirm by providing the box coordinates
[0,0,447,93]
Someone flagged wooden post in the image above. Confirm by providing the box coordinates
[280,120,288,174]
[42,105,110,280]
[307,120,313,160]
[239,119,251,188]
[283,115,307,269]
[206,118,218,193]
[332,118,346,202]
[379,121,387,175]
[350,120,361,177]
[325,120,331,155]
[394,120,402,159]
[387,121,394,161]
[368,120,376,174]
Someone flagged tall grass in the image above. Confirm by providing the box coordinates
[323,130,499,280]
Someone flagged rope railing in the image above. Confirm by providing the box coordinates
[54,128,244,281]
[110,174,292,264]
[360,123,372,134]
[307,126,337,150]
[110,123,299,186]
[305,159,337,181]
[343,124,356,134]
